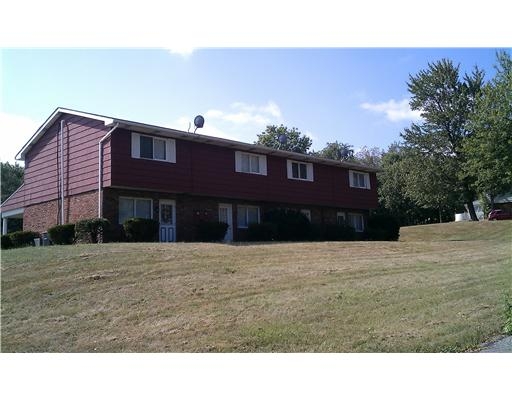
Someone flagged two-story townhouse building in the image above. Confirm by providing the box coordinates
[1,108,379,241]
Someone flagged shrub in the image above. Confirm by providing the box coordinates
[75,218,111,243]
[195,221,228,242]
[48,223,75,245]
[263,209,311,241]
[247,222,278,241]
[123,218,159,242]
[1,234,13,250]
[366,214,400,241]
[310,224,356,241]
[504,294,512,335]
[8,230,39,248]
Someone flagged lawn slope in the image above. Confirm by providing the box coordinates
[2,221,511,352]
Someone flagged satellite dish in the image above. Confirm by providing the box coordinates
[278,134,287,145]
[193,115,204,133]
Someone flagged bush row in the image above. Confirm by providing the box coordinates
[1,230,39,249]
[245,209,399,242]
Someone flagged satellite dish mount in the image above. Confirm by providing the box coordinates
[192,115,204,133]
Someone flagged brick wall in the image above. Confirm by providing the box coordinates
[24,199,60,233]
[101,188,369,242]
[24,190,98,233]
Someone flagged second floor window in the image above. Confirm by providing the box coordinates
[287,160,313,181]
[235,151,267,175]
[349,170,371,189]
[132,132,176,163]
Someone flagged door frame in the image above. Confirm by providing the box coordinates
[159,199,176,242]
[218,203,233,242]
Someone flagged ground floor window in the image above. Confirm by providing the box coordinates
[347,213,364,232]
[300,209,311,222]
[336,211,346,225]
[237,205,260,228]
[119,197,152,223]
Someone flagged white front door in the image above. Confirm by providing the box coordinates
[218,203,233,242]
[159,200,176,242]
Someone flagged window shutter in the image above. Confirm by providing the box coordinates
[235,151,242,172]
[259,155,267,176]
[286,160,293,179]
[131,132,140,158]
[166,139,176,163]
[307,163,314,181]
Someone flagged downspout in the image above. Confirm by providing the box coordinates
[59,120,65,225]
[98,123,119,218]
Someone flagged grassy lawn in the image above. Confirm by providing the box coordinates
[1,220,511,352]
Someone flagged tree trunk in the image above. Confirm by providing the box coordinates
[439,208,442,223]
[466,199,479,221]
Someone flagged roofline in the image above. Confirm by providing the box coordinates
[110,116,380,172]
[0,183,25,209]
[15,107,380,172]
[16,107,115,161]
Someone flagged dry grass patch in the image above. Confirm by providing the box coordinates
[2,221,511,352]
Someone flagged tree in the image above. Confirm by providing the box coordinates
[402,59,484,220]
[1,162,24,203]
[313,141,354,161]
[377,144,453,225]
[463,51,512,210]
[354,146,383,168]
[255,125,312,154]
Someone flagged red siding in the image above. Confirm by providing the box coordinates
[22,115,111,206]
[110,129,378,210]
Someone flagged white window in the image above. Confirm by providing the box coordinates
[131,132,176,163]
[349,170,370,189]
[119,197,153,223]
[237,205,260,228]
[336,211,346,225]
[235,151,267,175]
[287,160,314,181]
[301,209,311,222]
[347,213,365,232]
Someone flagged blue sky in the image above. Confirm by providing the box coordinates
[0,47,506,164]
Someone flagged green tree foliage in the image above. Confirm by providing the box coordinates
[314,141,354,161]
[463,51,512,209]
[401,59,484,220]
[377,144,454,225]
[255,125,312,154]
[355,146,383,168]
[1,162,24,203]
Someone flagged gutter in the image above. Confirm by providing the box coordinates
[98,123,119,218]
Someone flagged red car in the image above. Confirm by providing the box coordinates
[488,209,512,220]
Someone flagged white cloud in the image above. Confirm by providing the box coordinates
[165,46,196,58]
[0,111,39,164]
[167,116,240,142]
[167,100,283,145]
[205,101,282,127]
[360,98,422,122]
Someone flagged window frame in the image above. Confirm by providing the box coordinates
[118,197,154,224]
[301,209,312,222]
[347,213,365,232]
[287,160,314,182]
[236,205,260,228]
[131,132,176,163]
[235,151,267,175]
[349,170,371,189]
[336,211,346,225]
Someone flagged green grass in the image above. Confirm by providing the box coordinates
[1,220,511,352]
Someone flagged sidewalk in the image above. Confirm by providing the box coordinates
[479,336,512,353]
